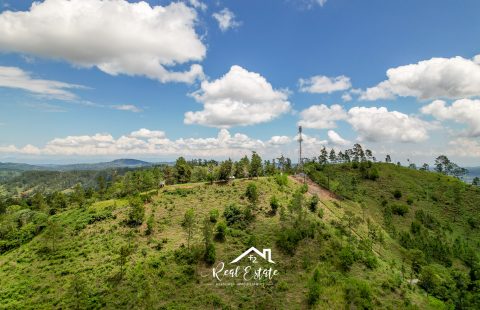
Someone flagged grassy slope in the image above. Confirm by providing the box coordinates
[1,169,472,309]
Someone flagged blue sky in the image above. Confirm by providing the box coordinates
[0,0,480,165]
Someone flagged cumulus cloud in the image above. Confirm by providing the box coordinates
[299,75,351,94]
[421,99,480,137]
[268,136,291,145]
[298,104,347,129]
[327,130,350,146]
[212,8,241,32]
[360,55,480,100]
[0,0,206,83]
[110,104,143,113]
[347,107,430,143]
[185,65,291,128]
[0,128,276,158]
[448,137,480,157]
[0,66,84,100]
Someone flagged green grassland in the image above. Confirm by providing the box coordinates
[0,163,479,309]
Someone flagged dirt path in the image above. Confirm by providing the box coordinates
[289,174,385,259]
[289,174,337,200]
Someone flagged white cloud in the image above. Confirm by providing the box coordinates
[347,106,430,143]
[0,128,277,158]
[212,8,241,32]
[185,65,291,128]
[341,93,352,102]
[299,75,351,94]
[298,104,347,129]
[0,0,206,83]
[0,66,83,100]
[110,104,143,113]
[268,136,291,145]
[421,99,480,137]
[188,0,206,11]
[327,130,350,146]
[447,137,480,157]
[130,128,166,139]
[360,55,480,100]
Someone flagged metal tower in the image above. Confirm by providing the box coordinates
[298,125,303,171]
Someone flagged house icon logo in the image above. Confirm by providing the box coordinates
[230,247,275,264]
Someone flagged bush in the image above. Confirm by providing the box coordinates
[223,204,243,227]
[245,183,259,204]
[275,174,288,187]
[309,195,319,212]
[391,204,409,216]
[345,279,373,309]
[204,243,216,265]
[307,268,322,306]
[393,189,402,199]
[339,246,356,272]
[318,208,324,219]
[145,214,154,235]
[209,209,219,223]
[406,197,414,205]
[214,221,227,242]
[270,196,280,215]
[300,184,308,194]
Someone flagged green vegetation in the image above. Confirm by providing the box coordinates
[0,148,479,309]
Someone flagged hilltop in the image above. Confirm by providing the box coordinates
[0,157,479,309]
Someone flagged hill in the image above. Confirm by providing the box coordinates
[0,162,479,309]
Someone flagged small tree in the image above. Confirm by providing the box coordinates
[270,196,280,215]
[249,152,263,178]
[215,221,227,242]
[218,159,233,181]
[127,196,145,226]
[182,209,196,250]
[308,194,319,212]
[245,183,259,205]
[116,244,132,281]
[202,215,215,265]
[44,218,63,252]
[385,154,392,163]
[175,157,192,183]
[145,214,154,235]
[473,177,480,186]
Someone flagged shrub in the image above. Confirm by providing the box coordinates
[275,174,288,187]
[344,279,373,309]
[318,208,324,219]
[307,268,322,306]
[406,197,414,205]
[339,246,356,272]
[269,196,280,215]
[300,184,308,194]
[245,183,259,204]
[214,221,227,242]
[391,204,409,216]
[204,243,216,265]
[223,204,243,227]
[145,214,154,235]
[209,209,219,223]
[393,190,402,199]
[367,168,379,180]
[309,195,319,212]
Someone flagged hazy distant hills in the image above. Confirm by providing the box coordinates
[0,159,159,171]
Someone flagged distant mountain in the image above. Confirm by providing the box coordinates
[0,162,46,171]
[465,166,480,183]
[40,159,155,171]
[0,159,156,172]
